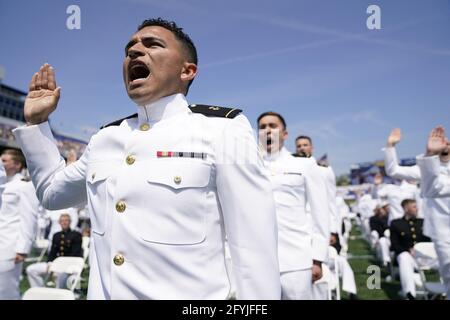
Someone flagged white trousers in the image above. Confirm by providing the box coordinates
[280,269,312,300]
[433,239,450,299]
[378,237,392,265]
[396,251,440,297]
[26,262,67,288]
[397,252,418,296]
[0,261,23,299]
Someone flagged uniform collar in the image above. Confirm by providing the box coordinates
[263,146,291,162]
[404,215,417,222]
[137,93,189,125]
[6,172,23,183]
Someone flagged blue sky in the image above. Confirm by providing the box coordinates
[1,0,449,175]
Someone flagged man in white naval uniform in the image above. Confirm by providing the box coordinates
[0,149,39,299]
[381,129,424,221]
[13,18,280,300]
[257,112,329,300]
[295,135,358,299]
[416,126,450,299]
[295,136,340,241]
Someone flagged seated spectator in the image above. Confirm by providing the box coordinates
[390,199,433,299]
[26,214,82,288]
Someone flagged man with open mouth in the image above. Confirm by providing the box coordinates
[257,111,329,300]
[12,18,281,300]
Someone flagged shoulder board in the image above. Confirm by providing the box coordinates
[21,177,31,182]
[188,104,242,119]
[317,162,329,167]
[294,152,311,158]
[100,113,138,129]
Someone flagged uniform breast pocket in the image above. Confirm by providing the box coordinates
[274,172,305,207]
[1,192,19,215]
[136,160,212,245]
[86,163,115,235]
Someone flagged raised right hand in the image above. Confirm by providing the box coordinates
[387,128,401,147]
[426,126,447,156]
[24,63,61,125]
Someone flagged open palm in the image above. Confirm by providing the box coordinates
[387,128,401,146]
[427,126,447,155]
[24,63,61,125]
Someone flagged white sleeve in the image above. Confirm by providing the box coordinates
[325,167,339,234]
[383,147,421,180]
[13,122,88,209]
[306,162,330,262]
[417,154,450,198]
[15,182,39,254]
[215,115,281,300]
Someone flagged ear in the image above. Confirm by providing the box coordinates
[283,130,289,140]
[180,62,197,83]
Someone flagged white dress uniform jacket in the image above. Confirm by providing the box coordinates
[13,93,281,300]
[0,172,39,299]
[318,165,339,234]
[416,154,450,240]
[263,147,329,272]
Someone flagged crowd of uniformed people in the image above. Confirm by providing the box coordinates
[0,17,448,300]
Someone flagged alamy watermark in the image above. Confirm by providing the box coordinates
[367,5,381,30]
[66,5,81,30]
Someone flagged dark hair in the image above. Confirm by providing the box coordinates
[257,111,287,130]
[401,199,416,209]
[2,148,26,169]
[295,135,312,145]
[138,18,198,94]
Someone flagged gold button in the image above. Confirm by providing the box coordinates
[126,155,135,165]
[411,227,415,232]
[60,246,64,250]
[174,176,182,184]
[412,234,416,239]
[60,241,65,245]
[91,173,96,180]
[113,254,124,266]
[116,201,126,213]
[140,123,150,131]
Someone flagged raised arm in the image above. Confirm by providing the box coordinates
[13,65,88,209]
[384,128,421,180]
[417,126,450,198]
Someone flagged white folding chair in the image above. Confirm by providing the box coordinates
[413,242,446,299]
[327,246,341,300]
[46,257,85,292]
[25,239,50,263]
[23,287,75,300]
